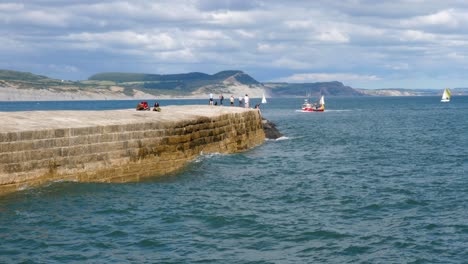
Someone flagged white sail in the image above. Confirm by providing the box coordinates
[441,88,451,102]
[319,95,325,105]
[262,93,267,104]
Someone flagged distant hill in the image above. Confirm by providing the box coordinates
[0,69,267,101]
[357,88,467,96]
[5,69,466,101]
[357,88,433,96]
[264,81,364,97]
[453,88,468,95]
[0,70,50,81]
[88,70,260,92]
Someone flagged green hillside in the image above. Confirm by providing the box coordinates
[88,70,259,92]
[264,81,364,97]
[0,69,50,81]
[0,69,376,98]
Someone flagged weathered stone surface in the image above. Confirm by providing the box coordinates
[0,106,265,195]
[262,119,284,139]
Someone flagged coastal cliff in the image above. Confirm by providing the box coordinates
[0,106,265,196]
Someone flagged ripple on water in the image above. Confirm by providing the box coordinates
[2,97,468,263]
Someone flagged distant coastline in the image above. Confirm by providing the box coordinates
[1,69,467,101]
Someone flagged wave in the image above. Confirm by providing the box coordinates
[194,152,226,163]
[266,136,289,141]
[295,109,353,112]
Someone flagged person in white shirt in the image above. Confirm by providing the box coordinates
[244,94,249,108]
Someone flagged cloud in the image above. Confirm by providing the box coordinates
[399,30,437,42]
[385,63,410,71]
[206,10,257,26]
[316,29,350,43]
[196,0,262,11]
[401,9,459,28]
[2,0,468,88]
[0,3,24,12]
[272,58,311,70]
[63,31,179,51]
[279,73,381,83]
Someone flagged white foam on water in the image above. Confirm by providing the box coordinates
[194,152,226,163]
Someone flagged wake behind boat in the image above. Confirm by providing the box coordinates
[301,95,325,112]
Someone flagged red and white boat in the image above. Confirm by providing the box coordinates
[301,95,325,112]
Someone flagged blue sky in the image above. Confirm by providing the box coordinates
[2,0,468,89]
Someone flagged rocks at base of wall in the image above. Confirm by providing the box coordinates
[262,119,283,139]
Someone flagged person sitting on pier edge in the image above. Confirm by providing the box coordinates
[136,101,150,111]
[153,102,161,112]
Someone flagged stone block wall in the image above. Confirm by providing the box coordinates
[0,110,265,195]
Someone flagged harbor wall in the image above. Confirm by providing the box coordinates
[0,106,265,195]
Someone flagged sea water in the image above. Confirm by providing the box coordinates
[1,97,468,263]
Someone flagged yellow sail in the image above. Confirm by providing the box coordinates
[441,88,451,102]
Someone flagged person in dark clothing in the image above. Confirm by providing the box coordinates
[153,102,161,112]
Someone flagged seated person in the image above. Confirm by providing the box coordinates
[153,102,161,112]
[136,103,145,110]
[136,101,150,111]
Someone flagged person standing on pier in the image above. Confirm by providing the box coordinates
[244,94,250,108]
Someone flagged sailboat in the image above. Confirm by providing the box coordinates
[441,88,451,102]
[301,95,325,112]
[261,93,267,104]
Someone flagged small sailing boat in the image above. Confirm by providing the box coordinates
[261,93,267,104]
[441,88,451,102]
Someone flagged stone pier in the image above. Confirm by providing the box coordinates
[0,106,265,195]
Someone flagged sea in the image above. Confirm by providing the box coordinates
[1,96,468,263]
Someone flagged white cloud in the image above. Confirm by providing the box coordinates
[399,30,436,42]
[385,63,410,70]
[401,9,459,28]
[447,52,465,60]
[272,58,311,69]
[156,48,197,62]
[4,0,468,88]
[234,29,256,38]
[280,73,380,83]
[64,31,179,51]
[189,30,227,40]
[0,3,24,12]
[256,43,287,53]
[6,10,71,27]
[207,10,256,26]
[284,20,313,29]
[316,29,350,43]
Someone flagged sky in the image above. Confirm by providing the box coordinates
[2,0,468,89]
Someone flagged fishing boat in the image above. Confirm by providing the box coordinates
[301,95,325,112]
[441,88,451,102]
[262,93,267,104]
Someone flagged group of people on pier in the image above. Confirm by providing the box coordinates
[136,93,261,112]
[136,101,160,112]
[209,93,257,109]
